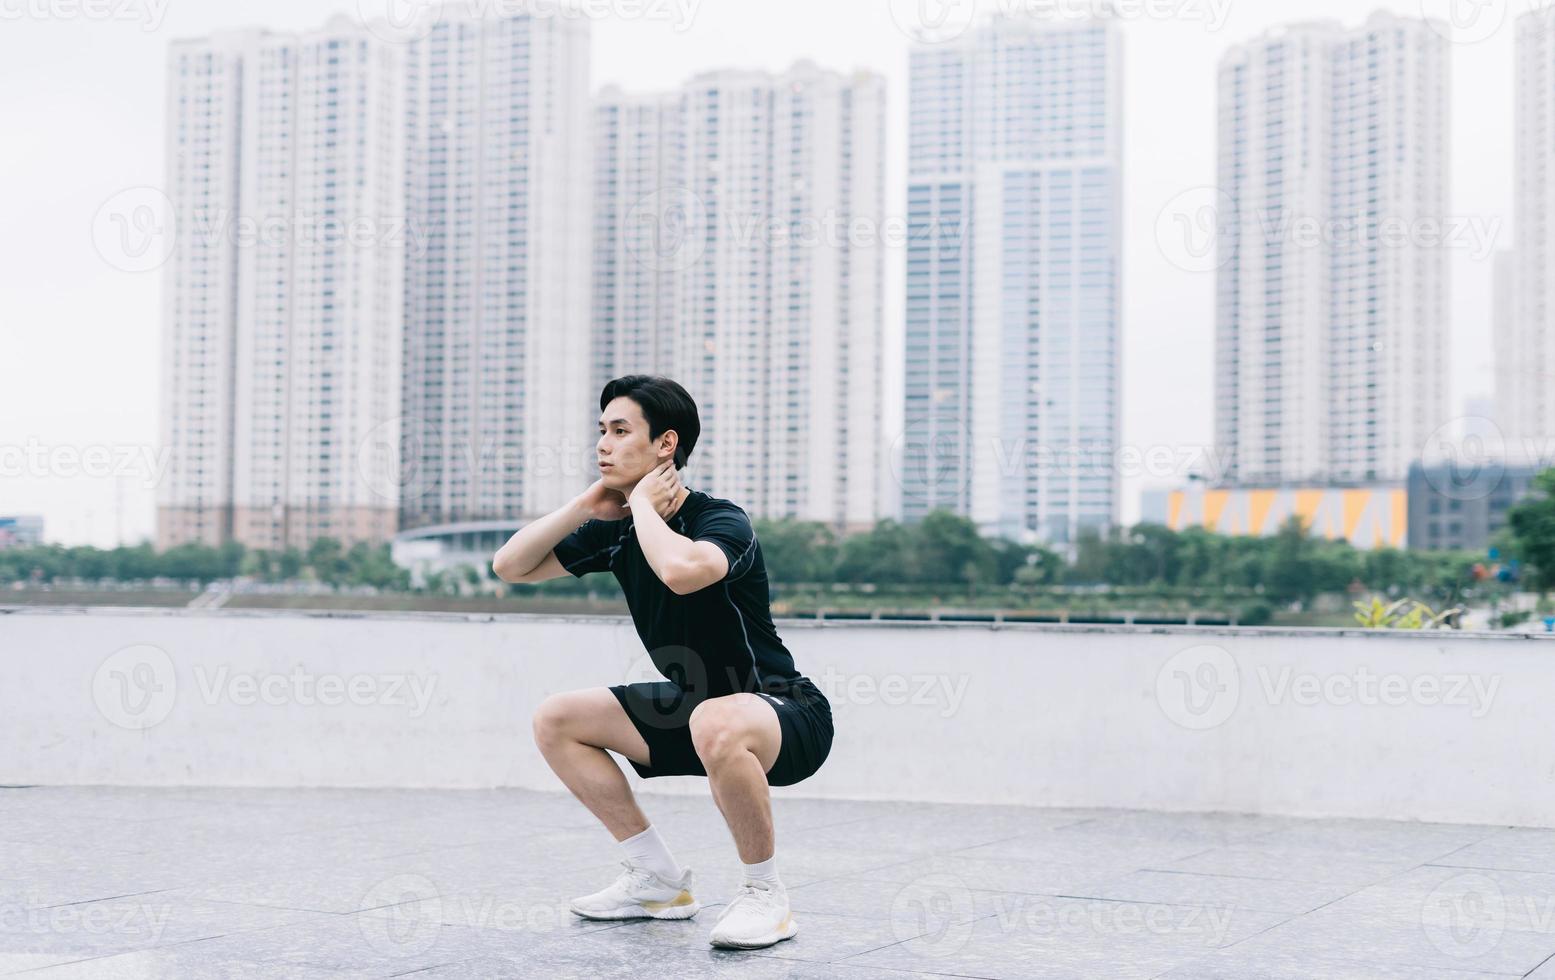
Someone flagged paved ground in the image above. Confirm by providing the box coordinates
[2,786,1553,979]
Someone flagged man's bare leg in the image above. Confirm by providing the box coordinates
[544,688,701,921]
[688,694,783,863]
[532,687,655,841]
[690,693,799,947]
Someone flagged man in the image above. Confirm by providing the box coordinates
[492,375,833,950]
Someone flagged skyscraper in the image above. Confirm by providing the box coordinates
[1493,249,1521,439]
[592,88,685,405]
[594,63,887,531]
[1216,12,1449,486]
[158,17,407,551]
[399,5,593,531]
[1509,8,1555,457]
[159,31,244,549]
[903,16,1123,547]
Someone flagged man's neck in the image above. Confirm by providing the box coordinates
[664,486,690,521]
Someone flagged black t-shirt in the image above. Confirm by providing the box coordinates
[551,489,808,701]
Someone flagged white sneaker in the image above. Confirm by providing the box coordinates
[707,879,799,949]
[569,860,701,920]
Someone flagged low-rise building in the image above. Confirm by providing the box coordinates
[0,516,44,550]
[1407,462,1546,552]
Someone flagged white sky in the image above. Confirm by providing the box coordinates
[0,0,1530,547]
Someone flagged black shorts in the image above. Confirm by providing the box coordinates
[607,678,833,787]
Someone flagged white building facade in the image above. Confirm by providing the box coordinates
[593,63,887,532]
[1216,12,1449,486]
[159,18,406,551]
[903,17,1124,547]
[1508,9,1555,457]
[399,6,593,532]
[1493,249,1521,439]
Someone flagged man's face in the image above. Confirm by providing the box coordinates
[596,396,673,491]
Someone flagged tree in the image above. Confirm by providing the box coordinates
[1265,516,1318,606]
[1013,546,1064,586]
[913,511,996,588]
[1119,523,1181,586]
[1175,527,1224,589]
[278,548,304,581]
[1069,528,1113,584]
[159,543,231,585]
[305,537,347,585]
[753,519,838,583]
[990,538,1045,585]
[1508,469,1555,598]
[836,519,918,584]
[347,543,410,590]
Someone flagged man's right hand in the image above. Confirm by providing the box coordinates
[576,478,632,521]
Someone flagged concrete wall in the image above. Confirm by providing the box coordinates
[4,606,1553,827]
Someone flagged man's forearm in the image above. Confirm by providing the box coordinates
[492,496,593,580]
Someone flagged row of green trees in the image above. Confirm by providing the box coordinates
[4,469,1551,601]
[0,538,409,590]
[756,512,1482,607]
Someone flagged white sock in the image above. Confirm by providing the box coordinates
[619,825,682,882]
[742,854,782,891]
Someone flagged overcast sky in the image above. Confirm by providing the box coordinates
[0,0,1532,547]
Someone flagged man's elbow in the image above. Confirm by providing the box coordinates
[492,552,523,584]
[663,560,716,596]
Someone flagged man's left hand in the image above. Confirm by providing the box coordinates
[629,461,682,520]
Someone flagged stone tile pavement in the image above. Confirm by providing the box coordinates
[1,786,1552,978]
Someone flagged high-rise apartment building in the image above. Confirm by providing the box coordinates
[903,16,1123,546]
[594,62,887,531]
[1493,249,1521,439]
[159,17,406,550]
[1216,12,1449,486]
[1507,9,1555,457]
[399,6,593,530]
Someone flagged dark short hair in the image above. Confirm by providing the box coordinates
[599,375,701,469]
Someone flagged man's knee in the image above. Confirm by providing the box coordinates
[689,696,757,766]
[532,692,579,749]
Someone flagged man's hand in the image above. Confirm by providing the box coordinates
[575,478,632,521]
[625,460,720,594]
[629,461,683,520]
